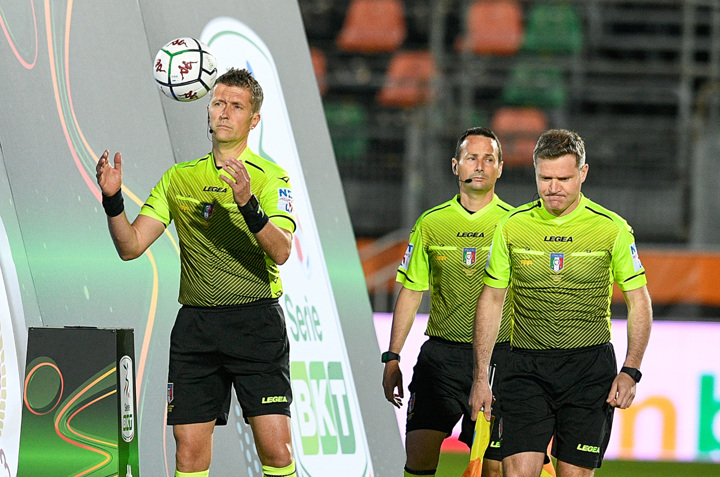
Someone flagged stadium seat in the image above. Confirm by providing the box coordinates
[310,47,328,96]
[502,60,567,109]
[377,50,436,108]
[324,100,370,162]
[336,0,407,54]
[522,3,583,55]
[491,107,548,167]
[455,0,524,56]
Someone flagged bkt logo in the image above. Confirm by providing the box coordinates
[291,361,356,456]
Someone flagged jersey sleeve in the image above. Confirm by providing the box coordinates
[139,167,173,226]
[257,174,296,233]
[483,220,511,289]
[611,223,647,291]
[396,220,429,291]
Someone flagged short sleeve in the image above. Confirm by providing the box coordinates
[139,167,173,226]
[612,223,647,291]
[483,221,511,289]
[396,220,429,291]
[257,174,296,233]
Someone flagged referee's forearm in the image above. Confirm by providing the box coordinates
[472,289,503,378]
[623,285,653,369]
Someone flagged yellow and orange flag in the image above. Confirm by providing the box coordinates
[462,416,556,477]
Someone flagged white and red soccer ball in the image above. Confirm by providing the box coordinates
[153,37,217,102]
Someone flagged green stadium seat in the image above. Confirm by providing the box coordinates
[324,100,370,162]
[521,3,583,55]
[502,61,567,109]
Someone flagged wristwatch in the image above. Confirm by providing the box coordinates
[381,351,401,363]
[620,366,642,383]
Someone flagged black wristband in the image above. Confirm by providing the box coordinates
[102,190,124,217]
[620,366,642,383]
[381,351,401,363]
[238,195,269,234]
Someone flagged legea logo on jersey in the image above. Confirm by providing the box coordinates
[291,361,357,456]
[550,253,564,272]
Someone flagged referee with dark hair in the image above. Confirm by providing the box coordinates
[382,127,513,477]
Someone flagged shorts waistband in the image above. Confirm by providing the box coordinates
[427,336,473,348]
[511,341,611,356]
[494,340,511,350]
[181,298,279,312]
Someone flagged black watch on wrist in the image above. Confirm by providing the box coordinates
[381,351,401,363]
[620,366,642,383]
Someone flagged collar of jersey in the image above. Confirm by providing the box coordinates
[208,147,254,176]
[536,193,588,224]
[452,193,499,218]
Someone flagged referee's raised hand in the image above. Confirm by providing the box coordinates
[96,150,123,197]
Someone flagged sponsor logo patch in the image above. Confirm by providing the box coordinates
[167,383,174,404]
[630,242,643,272]
[278,187,293,213]
[400,243,414,270]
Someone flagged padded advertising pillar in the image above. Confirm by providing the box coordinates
[18,327,139,476]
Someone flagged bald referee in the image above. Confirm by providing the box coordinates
[470,129,653,477]
[97,68,297,477]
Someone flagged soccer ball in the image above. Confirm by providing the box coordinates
[153,37,217,102]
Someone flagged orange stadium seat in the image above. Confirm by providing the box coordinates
[456,0,524,56]
[490,107,548,166]
[377,50,436,108]
[336,0,407,53]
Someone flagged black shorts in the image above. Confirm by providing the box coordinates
[166,300,292,426]
[497,342,617,468]
[406,337,475,447]
[484,341,511,462]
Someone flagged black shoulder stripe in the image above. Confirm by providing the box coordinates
[485,270,500,281]
[245,160,265,173]
[623,271,646,283]
[182,154,210,168]
[497,203,511,212]
[586,206,614,222]
[425,204,451,217]
[509,201,540,219]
